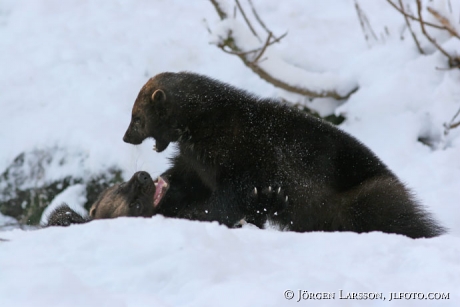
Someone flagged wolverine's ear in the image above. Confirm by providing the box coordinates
[151,89,166,103]
[89,205,97,218]
[151,89,170,119]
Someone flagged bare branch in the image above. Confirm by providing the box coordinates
[386,0,445,30]
[450,121,460,129]
[209,0,358,100]
[248,0,271,35]
[202,18,212,35]
[444,106,460,135]
[447,0,453,14]
[219,44,265,57]
[270,31,288,43]
[252,32,272,64]
[245,57,357,99]
[216,33,357,99]
[354,1,378,44]
[235,0,261,41]
[416,0,452,60]
[399,0,424,54]
[427,7,460,39]
[450,108,460,125]
[217,30,287,58]
[209,0,228,19]
[251,31,288,64]
[449,58,460,69]
[436,65,455,70]
[388,0,460,67]
[247,0,286,43]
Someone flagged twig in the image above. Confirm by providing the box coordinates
[354,1,378,44]
[416,0,452,60]
[444,106,460,135]
[449,58,460,68]
[436,66,454,70]
[217,32,357,99]
[235,0,261,41]
[399,0,424,54]
[427,7,460,39]
[386,0,445,30]
[209,0,358,100]
[203,18,212,35]
[248,0,270,35]
[209,0,227,19]
[388,0,460,67]
[399,23,407,39]
[219,41,262,56]
[218,30,287,57]
[252,32,272,63]
[252,31,288,63]
[247,0,286,43]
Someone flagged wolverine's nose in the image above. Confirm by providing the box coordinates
[136,171,151,185]
[123,133,129,143]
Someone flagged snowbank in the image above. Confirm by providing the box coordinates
[1,217,459,307]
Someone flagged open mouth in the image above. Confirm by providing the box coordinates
[153,176,169,207]
[153,138,170,153]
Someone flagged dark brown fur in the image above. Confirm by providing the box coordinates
[46,172,157,226]
[46,204,89,226]
[45,170,255,227]
[89,171,156,219]
[123,71,446,238]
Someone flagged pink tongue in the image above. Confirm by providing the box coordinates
[154,177,167,207]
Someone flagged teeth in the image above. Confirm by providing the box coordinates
[153,144,157,152]
[153,177,169,207]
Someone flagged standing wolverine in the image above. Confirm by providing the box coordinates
[123,71,445,238]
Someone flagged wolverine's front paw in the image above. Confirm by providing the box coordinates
[45,204,89,227]
[251,186,289,211]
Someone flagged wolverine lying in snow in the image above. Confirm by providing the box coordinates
[46,169,443,239]
[46,170,284,227]
[47,171,175,226]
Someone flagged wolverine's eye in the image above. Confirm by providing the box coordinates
[133,117,141,124]
[129,202,143,216]
[129,202,142,210]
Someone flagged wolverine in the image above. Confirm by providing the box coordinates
[123,71,445,238]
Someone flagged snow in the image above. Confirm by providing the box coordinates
[1,0,460,306]
[2,217,460,307]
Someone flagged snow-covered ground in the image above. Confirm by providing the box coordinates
[1,0,459,306]
[2,217,460,307]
